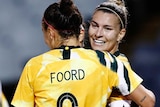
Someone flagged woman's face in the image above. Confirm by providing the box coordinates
[88,10,125,53]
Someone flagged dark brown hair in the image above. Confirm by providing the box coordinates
[95,0,128,29]
[43,0,83,39]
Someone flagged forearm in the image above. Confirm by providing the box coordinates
[126,85,155,107]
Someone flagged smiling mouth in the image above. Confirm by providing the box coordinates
[94,39,105,45]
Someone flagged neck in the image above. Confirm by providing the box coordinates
[62,37,80,47]
[109,44,119,54]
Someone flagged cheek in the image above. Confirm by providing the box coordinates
[104,32,118,41]
[88,27,95,36]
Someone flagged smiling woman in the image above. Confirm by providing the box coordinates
[0,0,159,107]
[10,0,155,106]
[86,0,156,107]
[88,0,128,54]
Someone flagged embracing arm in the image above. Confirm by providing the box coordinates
[126,84,155,107]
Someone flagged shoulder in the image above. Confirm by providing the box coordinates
[27,50,60,64]
[117,53,129,62]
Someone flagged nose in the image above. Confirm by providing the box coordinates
[95,27,103,38]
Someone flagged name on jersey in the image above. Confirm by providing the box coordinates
[50,69,85,83]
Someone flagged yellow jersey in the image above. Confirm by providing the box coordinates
[107,51,139,106]
[11,46,142,107]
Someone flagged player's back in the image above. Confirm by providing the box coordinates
[12,46,118,107]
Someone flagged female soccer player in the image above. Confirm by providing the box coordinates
[11,0,155,107]
[87,0,155,107]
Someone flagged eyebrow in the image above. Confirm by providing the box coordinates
[90,20,98,25]
[91,20,112,28]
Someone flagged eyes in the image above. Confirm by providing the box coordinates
[90,21,97,28]
[90,21,113,31]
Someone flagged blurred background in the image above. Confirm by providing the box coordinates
[0,0,159,106]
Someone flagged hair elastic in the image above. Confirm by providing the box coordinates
[43,18,55,30]
[43,18,81,35]
[96,7,124,28]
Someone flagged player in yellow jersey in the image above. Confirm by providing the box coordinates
[11,0,155,107]
[87,0,156,107]
[0,81,9,107]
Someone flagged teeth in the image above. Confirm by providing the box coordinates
[94,40,105,45]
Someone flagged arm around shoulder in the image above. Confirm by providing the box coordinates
[126,84,156,107]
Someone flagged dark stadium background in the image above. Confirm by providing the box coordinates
[0,0,159,106]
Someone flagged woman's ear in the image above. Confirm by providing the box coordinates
[47,27,55,40]
[117,28,126,42]
[79,30,85,42]
[79,29,85,47]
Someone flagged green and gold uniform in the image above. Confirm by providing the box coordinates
[107,51,138,107]
[11,46,142,107]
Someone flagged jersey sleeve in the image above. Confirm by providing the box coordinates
[117,58,143,95]
[11,61,35,107]
[123,61,143,94]
[105,53,143,96]
[118,53,143,95]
